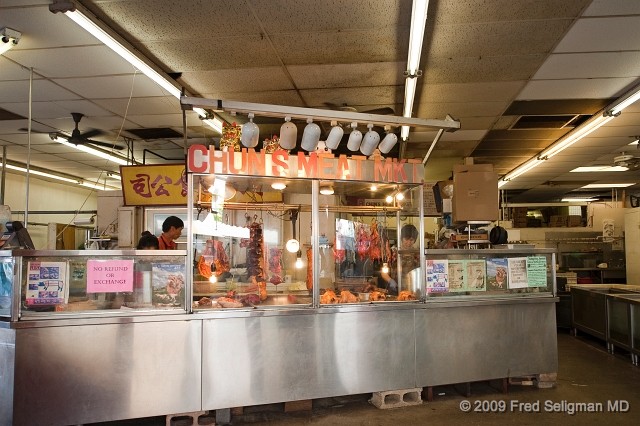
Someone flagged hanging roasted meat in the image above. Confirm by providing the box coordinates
[246,220,267,300]
[268,247,283,284]
[197,239,214,278]
[355,223,370,260]
[212,240,230,276]
[306,247,313,291]
[369,219,381,261]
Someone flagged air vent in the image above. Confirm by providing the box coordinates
[0,107,26,121]
[511,115,579,129]
[126,128,183,140]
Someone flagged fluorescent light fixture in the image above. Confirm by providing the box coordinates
[540,115,614,160]
[570,166,628,173]
[81,181,119,191]
[502,158,543,183]
[53,135,130,165]
[0,27,21,55]
[106,172,121,180]
[61,8,181,99]
[271,182,287,190]
[607,86,640,116]
[561,198,597,202]
[401,0,430,141]
[4,164,78,184]
[202,117,223,133]
[581,183,634,189]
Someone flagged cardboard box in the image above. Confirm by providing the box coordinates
[549,215,568,227]
[568,215,582,227]
[452,171,499,222]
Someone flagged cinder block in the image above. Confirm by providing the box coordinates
[536,372,557,382]
[284,399,313,412]
[534,380,556,389]
[370,388,423,409]
[166,411,207,426]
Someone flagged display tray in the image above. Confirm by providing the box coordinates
[193,293,312,309]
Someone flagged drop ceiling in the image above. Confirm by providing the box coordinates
[1,0,640,202]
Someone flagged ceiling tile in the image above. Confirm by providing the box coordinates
[554,16,640,53]
[475,140,551,150]
[517,78,638,100]
[429,20,574,57]
[415,102,508,119]
[0,80,80,103]
[584,0,640,16]
[52,74,175,99]
[6,46,138,78]
[301,86,400,110]
[181,67,294,95]
[92,97,182,117]
[288,62,405,90]
[205,90,306,108]
[423,55,546,84]
[272,28,407,65]
[433,0,590,24]
[421,81,526,103]
[533,52,640,80]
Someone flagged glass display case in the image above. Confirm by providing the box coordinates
[189,173,424,309]
[424,248,556,298]
[11,250,187,319]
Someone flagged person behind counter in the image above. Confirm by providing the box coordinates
[136,231,159,250]
[379,224,419,294]
[158,216,184,250]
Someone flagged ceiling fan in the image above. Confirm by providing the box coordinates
[613,152,640,169]
[20,113,124,150]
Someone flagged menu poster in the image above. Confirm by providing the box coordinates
[527,256,548,288]
[152,263,186,306]
[486,258,508,291]
[86,260,134,293]
[26,261,69,306]
[466,260,487,291]
[448,260,466,292]
[427,259,449,293]
[508,257,528,289]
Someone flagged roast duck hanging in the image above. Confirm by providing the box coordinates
[197,240,230,278]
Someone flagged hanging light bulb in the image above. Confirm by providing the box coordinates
[209,275,217,283]
[360,124,380,156]
[381,262,389,274]
[385,194,394,203]
[371,184,377,191]
[241,113,259,148]
[325,121,344,150]
[319,185,334,195]
[301,118,321,151]
[396,191,405,201]
[347,122,363,151]
[279,116,297,150]
[286,238,300,253]
[295,251,303,269]
[379,126,398,154]
[271,182,287,190]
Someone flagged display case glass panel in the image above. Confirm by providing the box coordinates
[191,175,313,309]
[17,251,187,317]
[0,254,13,317]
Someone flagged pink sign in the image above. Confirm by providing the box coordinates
[86,260,134,293]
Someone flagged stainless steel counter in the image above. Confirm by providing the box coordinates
[1,296,557,423]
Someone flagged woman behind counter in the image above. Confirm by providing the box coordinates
[379,224,419,294]
[137,231,159,250]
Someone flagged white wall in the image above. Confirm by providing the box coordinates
[3,173,99,250]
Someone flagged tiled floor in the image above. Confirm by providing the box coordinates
[92,330,640,426]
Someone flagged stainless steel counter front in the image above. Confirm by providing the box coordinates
[3,293,558,423]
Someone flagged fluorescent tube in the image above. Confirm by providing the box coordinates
[53,137,130,165]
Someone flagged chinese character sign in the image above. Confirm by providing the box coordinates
[121,164,187,206]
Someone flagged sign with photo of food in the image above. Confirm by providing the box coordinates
[152,263,186,306]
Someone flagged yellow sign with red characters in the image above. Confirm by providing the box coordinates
[120,164,187,206]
